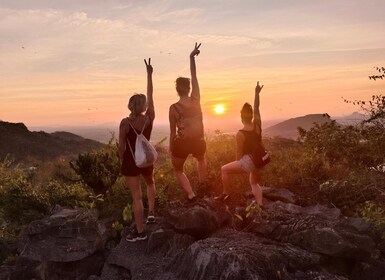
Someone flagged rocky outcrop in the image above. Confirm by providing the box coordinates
[2,189,385,280]
[165,199,232,238]
[250,201,376,260]
[12,206,109,280]
[169,229,325,280]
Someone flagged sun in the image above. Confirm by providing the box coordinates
[214,104,225,115]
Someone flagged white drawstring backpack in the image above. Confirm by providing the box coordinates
[127,118,158,168]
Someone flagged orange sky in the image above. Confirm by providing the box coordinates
[1,1,385,129]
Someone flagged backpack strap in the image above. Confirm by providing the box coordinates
[127,116,148,136]
[126,117,148,161]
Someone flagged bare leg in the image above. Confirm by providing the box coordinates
[250,171,263,206]
[221,161,245,194]
[124,176,144,233]
[197,157,207,184]
[172,156,195,199]
[143,174,155,213]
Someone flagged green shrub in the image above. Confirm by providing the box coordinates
[360,201,385,239]
[39,180,91,208]
[98,177,131,219]
[70,141,120,194]
[0,181,49,224]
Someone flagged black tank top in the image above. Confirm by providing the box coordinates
[239,130,260,155]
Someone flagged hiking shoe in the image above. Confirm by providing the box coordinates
[146,211,155,224]
[125,229,147,242]
[214,193,230,202]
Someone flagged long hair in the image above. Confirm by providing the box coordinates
[127,93,146,120]
[241,103,253,123]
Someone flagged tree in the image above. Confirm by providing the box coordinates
[344,67,385,129]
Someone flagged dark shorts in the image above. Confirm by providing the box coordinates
[172,137,206,160]
[121,155,153,177]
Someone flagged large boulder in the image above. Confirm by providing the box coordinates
[262,186,296,204]
[14,206,108,280]
[169,228,347,280]
[165,199,233,238]
[250,201,376,260]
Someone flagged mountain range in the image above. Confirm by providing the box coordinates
[263,112,365,139]
[264,114,332,139]
[1,112,366,162]
[0,121,103,163]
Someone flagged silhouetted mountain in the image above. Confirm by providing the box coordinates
[264,114,332,139]
[335,112,366,125]
[0,121,104,162]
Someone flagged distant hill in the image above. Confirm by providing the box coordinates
[335,112,366,125]
[264,114,332,139]
[0,121,104,162]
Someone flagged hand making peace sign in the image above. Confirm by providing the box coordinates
[190,42,201,58]
[144,58,153,75]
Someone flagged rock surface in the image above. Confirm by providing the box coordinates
[12,206,108,280]
[250,201,376,260]
[165,199,232,238]
[2,189,385,280]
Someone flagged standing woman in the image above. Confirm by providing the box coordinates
[119,58,155,242]
[215,82,265,207]
[169,43,206,202]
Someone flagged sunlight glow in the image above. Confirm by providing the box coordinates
[214,104,225,115]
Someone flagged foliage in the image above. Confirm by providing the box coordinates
[319,170,385,214]
[111,221,124,238]
[70,140,120,194]
[97,177,131,218]
[31,157,80,186]
[0,159,49,224]
[77,194,105,209]
[0,157,91,225]
[345,66,385,129]
[233,200,266,231]
[41,180,91,208]
[122,203,133,223]
[360,201,385,239]
[368,66,385,81]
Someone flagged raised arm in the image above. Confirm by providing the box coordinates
[253,81,264,136]
[190,42,201,102]
[144,58,155,120]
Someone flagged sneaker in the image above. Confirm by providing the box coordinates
[125,229,147,242]
[146,211,155,224]
[214,193,230,202]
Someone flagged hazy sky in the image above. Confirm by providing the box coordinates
[1,0,385,128]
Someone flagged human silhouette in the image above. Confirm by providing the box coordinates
[118,58,156,242]
[215,82,265,206]
[169,43,207,202]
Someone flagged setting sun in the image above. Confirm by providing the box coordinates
[214,104,225,115]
